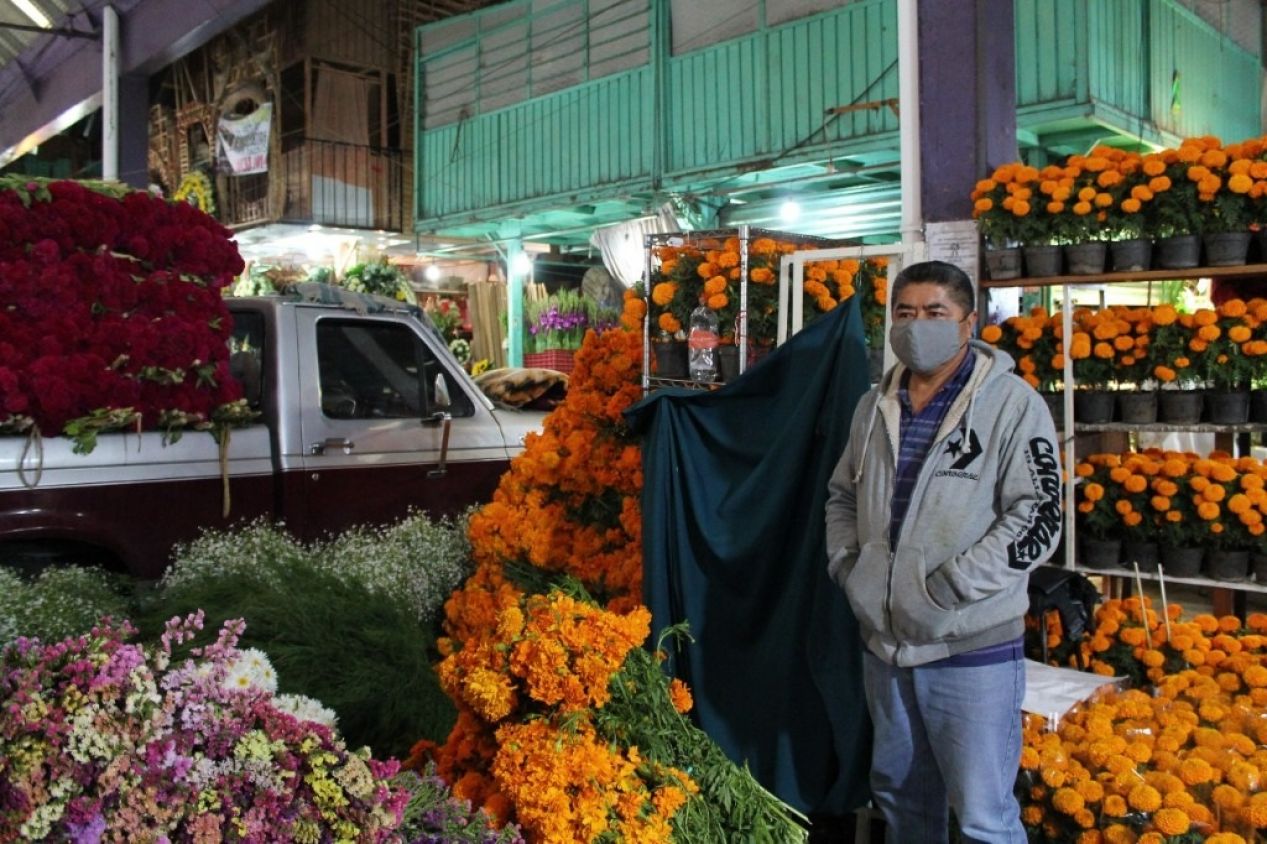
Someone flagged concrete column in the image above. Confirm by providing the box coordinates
[506,239,528,367]
[916,0,1017,223]
[118,74,149,188]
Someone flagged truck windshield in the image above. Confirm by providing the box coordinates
[316,319,473,420]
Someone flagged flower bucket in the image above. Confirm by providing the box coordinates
[1205,549,1250,581]
[1161,545,1204,578]
[1110,238,1152,272]
[1158,390,1203,424]
[1205,390,1249,424]
[523,349,576,374]
[1203,231,1252,267]
[1065,241,1107,275]
[1022,244,1062,278]
[1116,391,1157,424]
[1074,390,1115,424]
[717,345,740,383]
[1122,541,1160,573]
[1251,388,1267,423]
[983,247,1022,280]
[1155,234,1201,269]
[1079,536,1122,569]
[1040,392,1065,429]
[651,342,688,380]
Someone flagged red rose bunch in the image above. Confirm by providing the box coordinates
[0,178,249,451]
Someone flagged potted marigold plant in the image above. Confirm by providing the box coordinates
[1146,141,1207,268]
[973,162,1061,279]
[1193,456,1254,580]
[1114,452,1162,571]
[981,307,1063,424]
[1068,310,1118,423]
[1196,301,1257,423]
[1074,456,1124,568]
[648,245,703,378]
[1150,304,1206,423]
[1149,451,1205,576]
[1191,140,1257,265]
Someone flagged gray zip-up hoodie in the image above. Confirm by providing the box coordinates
[824,340,1062,667]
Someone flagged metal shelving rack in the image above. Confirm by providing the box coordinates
[640,226,843,394]
[982,261,1267,609]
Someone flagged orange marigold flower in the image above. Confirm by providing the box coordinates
[1151,807,1190,836]
[668,678,693,714]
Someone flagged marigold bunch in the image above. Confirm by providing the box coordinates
[981,306,1064,391]
[1019,601,1267,842]
[1073,449,1267,559]
[973,134,1267,246]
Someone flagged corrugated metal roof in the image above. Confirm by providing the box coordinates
[0,0,84,68]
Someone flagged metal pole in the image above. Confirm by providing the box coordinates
[896,0,921,249]
[101,5,119,181]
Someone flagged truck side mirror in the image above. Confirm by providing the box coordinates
[433,373,451,410]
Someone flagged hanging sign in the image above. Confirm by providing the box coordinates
[217,102,273,175]
[925,219,981,290]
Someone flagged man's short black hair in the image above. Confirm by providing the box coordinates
[891,260,975,316]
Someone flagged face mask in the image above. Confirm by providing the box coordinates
[889,318,966,374]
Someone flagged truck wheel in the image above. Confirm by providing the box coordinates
[0,541,123,579]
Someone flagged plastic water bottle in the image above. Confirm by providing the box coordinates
[688,299,719,382]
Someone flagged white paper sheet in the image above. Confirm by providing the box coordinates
[1023,659,1127,721]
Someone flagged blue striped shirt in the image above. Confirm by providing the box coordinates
[890,351,975,547]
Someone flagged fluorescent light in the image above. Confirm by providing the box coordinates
[511,252,533,275]
[425,264,442,282]
[780,200,801,224]
[14,0,51,28]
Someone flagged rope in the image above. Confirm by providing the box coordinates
[16,426,43,489]
[219,427,231,519]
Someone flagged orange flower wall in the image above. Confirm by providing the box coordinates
[411,326,699,842]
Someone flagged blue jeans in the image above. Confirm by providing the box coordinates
[862,650,1026,844]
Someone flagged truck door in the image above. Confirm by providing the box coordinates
[294,308,511,538]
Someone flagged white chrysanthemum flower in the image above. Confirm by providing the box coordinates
[273,693,338,729]
[222,648,278,694]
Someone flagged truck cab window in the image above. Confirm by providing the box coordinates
[228,311,266,408]
[316,319,473,420]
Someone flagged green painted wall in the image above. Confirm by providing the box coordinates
[416,68,656,221]
[416,0,1262,230]
[1015,0,1260,144]
[664,0,898,178]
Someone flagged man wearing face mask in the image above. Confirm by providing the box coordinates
[825,260,1062,843]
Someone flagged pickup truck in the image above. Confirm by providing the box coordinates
[0,288,546,578]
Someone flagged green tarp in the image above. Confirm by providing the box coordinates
[624,301,873,816]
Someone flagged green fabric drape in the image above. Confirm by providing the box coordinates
[624,301,873,815]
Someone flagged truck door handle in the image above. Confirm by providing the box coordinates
[310,438,354,455]
[427,413,452,478]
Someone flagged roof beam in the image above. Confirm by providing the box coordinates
[0,0,272,167]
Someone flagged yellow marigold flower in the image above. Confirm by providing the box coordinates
[1021,805,1044,826]
[1102,795,1129,818]
[1246,792,1267,827]
[1052,787,1085,815]
[706,293,728,311]
[651,282,678,306]
[1151,807,1190,836]
[1212,783,1245,809]
[1128,783,1162,812]
[1178,757,1214,785]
